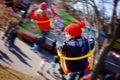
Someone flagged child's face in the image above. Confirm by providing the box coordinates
[65,32,73,41]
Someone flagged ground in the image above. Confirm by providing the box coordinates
[0,31,67,80]
[0,64,39,80]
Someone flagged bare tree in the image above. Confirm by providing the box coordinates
[87,0,120,79]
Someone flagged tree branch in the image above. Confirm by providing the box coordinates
[109,0,119,37]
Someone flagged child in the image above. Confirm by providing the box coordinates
[59,23,91,80]
[1,21,13,40]
[31,34,43,52]
[37,57,47,74]
[5,25,19,50]
[47,55,59,74]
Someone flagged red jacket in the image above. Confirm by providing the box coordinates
[30,9,52,31]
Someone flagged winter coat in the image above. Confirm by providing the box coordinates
[61,37,90,72]
[8,28,18,41]
[30,9,51,31]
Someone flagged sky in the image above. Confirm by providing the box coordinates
[73,0,120,17]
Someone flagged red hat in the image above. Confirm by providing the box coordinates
[64,23,82,37]
[77,21,86,28]
[39,2,48,10]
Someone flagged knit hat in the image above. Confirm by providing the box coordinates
[39,2,48,10]
[77,21,86,28]
[64,23,82,37]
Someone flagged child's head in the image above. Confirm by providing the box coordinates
[64,23,82,40]
[39,2,48,10]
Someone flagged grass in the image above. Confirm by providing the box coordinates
[0,65,40,80]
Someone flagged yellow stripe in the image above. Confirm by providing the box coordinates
[57,47,95,60]
[89,53,94,70]
[35,21,40,29]
[60,58,67,74]
[57,47,95,74]
[36,19,52,23]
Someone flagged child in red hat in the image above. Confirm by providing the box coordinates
[59,23,91,80]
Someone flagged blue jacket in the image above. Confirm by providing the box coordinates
[61,37,90,72]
